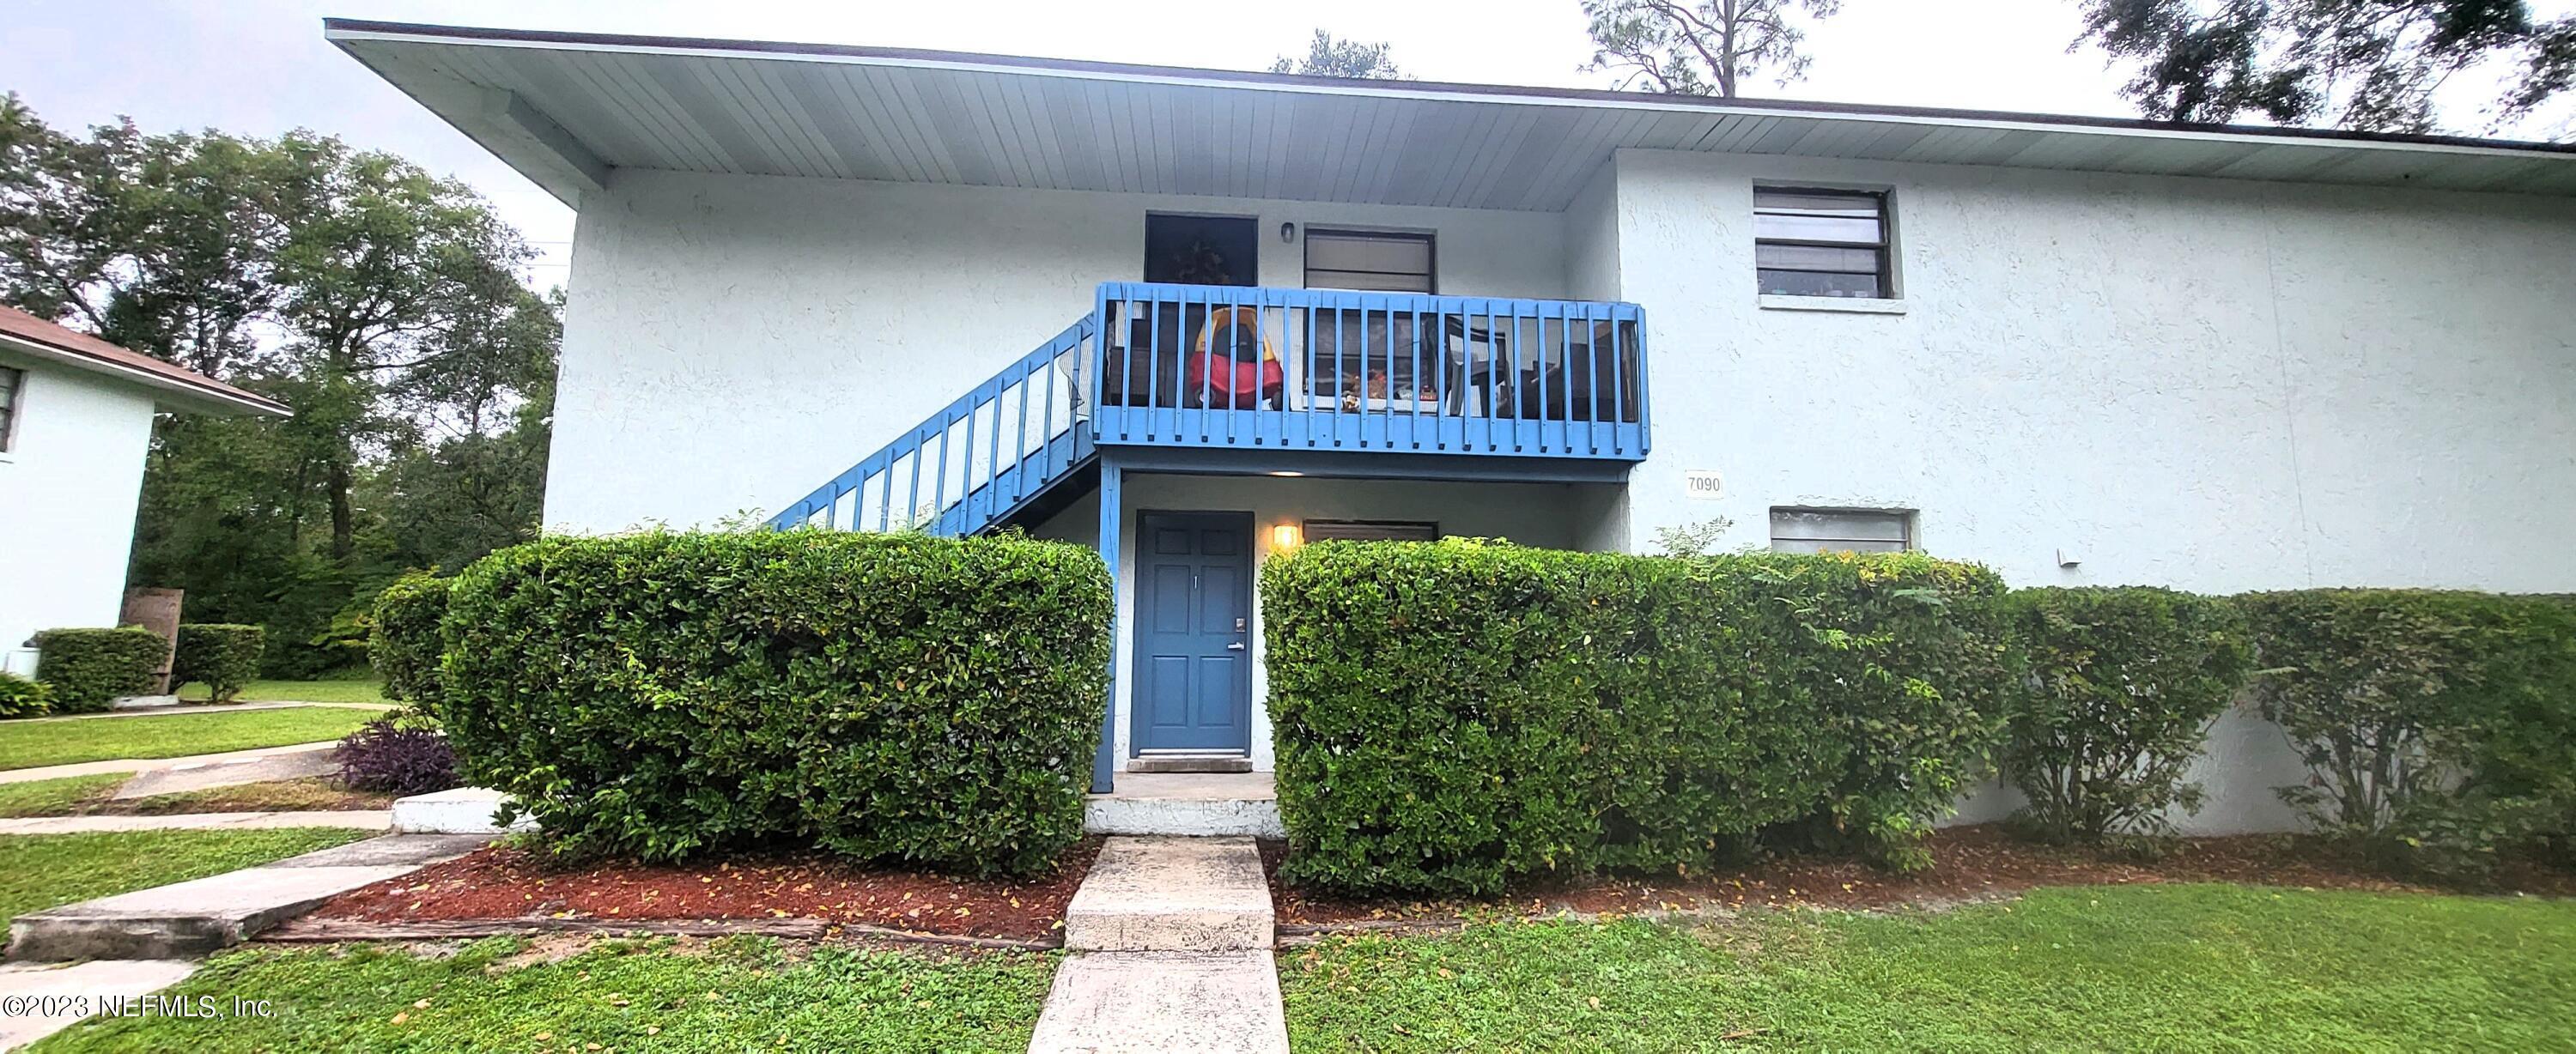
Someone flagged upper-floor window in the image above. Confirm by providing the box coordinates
[1755,188,1891,299]
[1303,229,1435,293]
[0,366,22,453]
[1770,506,1912,554]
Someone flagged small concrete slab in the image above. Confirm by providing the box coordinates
[0,811,390,835]
[5,833,487,961]
[1064,836,1271,952]
[1028,951,1288,1054]
[109,748,339,799]
[0,959,197,1050]
[1087,773,1283,838]
[392,786,537,834]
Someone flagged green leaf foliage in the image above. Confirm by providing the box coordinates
[2239,589,2576,876]
[31,627,167,713]
[0,671,51,719]
[368,571,450,705]
[439,530,1111,876]
[1998,587,2254,847]
[173,624,264,703]
[1261,539,2011,895]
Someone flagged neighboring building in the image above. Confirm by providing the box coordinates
[332,20,2576,827]
[0,306,291,675]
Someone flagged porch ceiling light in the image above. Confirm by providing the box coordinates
[1269,470,1304,476]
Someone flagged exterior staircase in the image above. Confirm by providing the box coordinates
[767,315,1100,536]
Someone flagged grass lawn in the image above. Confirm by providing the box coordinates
[0,707,375,771]
[0,828,371,929]
[1282,884,2576,1052]
[0,774,392,818]
[176,678,390,706]
[0,773,129,816]
[34,936,1058,1053]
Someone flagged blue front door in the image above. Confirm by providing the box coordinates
[1132,512,1254,754]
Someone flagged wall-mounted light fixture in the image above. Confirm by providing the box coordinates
[1279,221,1297,244]
[1273,523,1302,549]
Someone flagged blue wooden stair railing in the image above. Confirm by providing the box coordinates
[767,316,1100,536]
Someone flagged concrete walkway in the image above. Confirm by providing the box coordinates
[17,701,388,724]
[8,833,488,961]
[110,748,339,799]
[1030,836,1286,1054]
[0,811,391,835]
[0,741,339,785]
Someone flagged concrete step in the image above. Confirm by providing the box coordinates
[5,833,487,961]
[1064,836,1272,952]
[1086,772,1283,838]
[1127,753,1254,774]
[1026,951,1288,1054]
[392,786,538,834]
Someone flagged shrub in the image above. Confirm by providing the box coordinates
[173,624,264,703]
[369,572,451,705]
[336,713,459,796]
[1997,587,2253,847]
[440,530,1112,876]
[0,671,51,719]
[2239,589,2576,876]
[1262,540,2011,895]
[32,627,167,713]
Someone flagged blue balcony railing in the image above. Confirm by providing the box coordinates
[1090,282,1649,460]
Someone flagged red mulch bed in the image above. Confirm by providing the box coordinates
[1267,825,2576,927]
[312,838,1102,942]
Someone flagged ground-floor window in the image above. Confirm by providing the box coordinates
[1303,519,1439,542]
[1769,507,1912,554]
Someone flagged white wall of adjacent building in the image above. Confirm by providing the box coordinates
[0,354,159,675]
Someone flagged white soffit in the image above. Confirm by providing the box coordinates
[326,19,2576,211]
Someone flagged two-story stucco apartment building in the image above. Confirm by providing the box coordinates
[331,19,2576,828]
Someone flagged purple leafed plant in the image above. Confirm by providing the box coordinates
[336,717,459,797]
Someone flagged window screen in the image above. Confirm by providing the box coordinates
[1303,519,1439,542]
[0,366,21,453]
[1754,189,1891,299]
[1770,507,1911,554]
[1303,229,1434,293]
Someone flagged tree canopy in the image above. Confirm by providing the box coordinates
[1582,0,1844,96]
[1269,30,1408,79]
[1,94,556,675]
[2075,0,2576,136]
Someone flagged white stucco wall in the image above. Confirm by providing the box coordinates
[0,354,159,674]
[1607,148,2576,833]
[548,170,1571,533]
[1031,473,1621,772]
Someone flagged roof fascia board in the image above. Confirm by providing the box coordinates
[322,21,2576,167]
[0,333,290,417]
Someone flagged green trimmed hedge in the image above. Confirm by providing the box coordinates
[173,624,264,703]
[369,572,450,705]
[1262,540,2011,895]
[1998,587,2253,846]
[32,627,167,713]
[2240,589,2576,875]
[0,671,50,719]
[440,530,1112,875]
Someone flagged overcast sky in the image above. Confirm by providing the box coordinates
[9,0,2567,288]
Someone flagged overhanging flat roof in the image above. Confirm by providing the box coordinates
[325,18,2576,211]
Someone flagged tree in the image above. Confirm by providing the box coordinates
[1269,30,1408,79]
[3,98,559,676]
[1582,0,1844,96]
[2074,0,2576,136]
